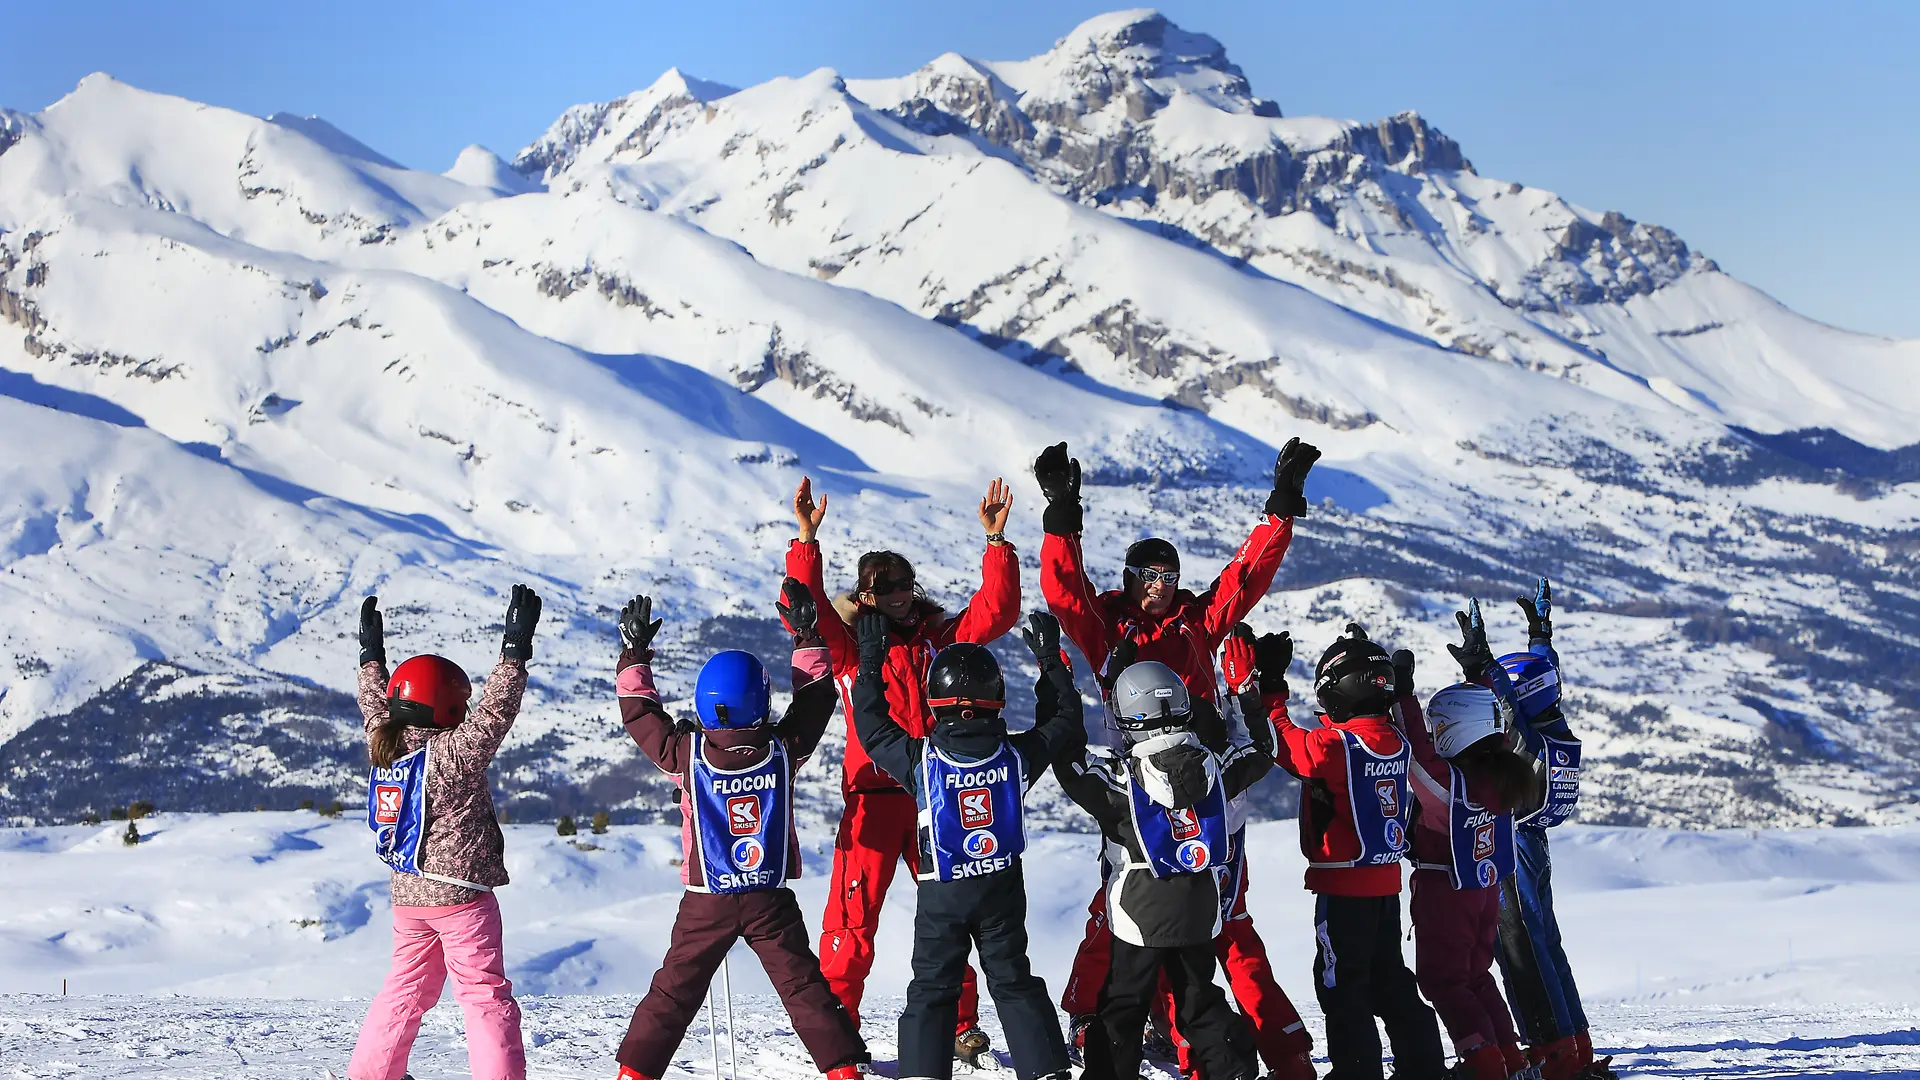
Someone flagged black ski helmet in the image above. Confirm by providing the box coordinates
[926,643,1006,733]
[1124,537,1180,575]
[1314,623,1395,722]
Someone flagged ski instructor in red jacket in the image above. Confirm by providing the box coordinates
[785,475,1020,1067]
[1035,436,1323,1080]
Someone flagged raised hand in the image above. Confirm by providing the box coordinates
[620,594,662,656]
[1222,624,1258,695]
[1033,442,1083,536]
[358,596,386,667]
[1447,598,1493,681]
[1391,649,1416,698]
[1264,437,1324,519]
[776,577,817,641]
[1517,576,1553,643]
[1254,631,1294,696]
[978,477,1014,537]
[856,611,890,670]
[502,583,542,662]
[1021,611,1064,670]
[1099,636,1139,693]
[792,476,828,543]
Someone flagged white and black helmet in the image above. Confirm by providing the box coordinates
[1426,683,1512,758]
[1111,661,1191,736]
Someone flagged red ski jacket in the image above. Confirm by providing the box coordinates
[785,538,1022,795]
[1040,514,1293,706]
[1270,706,1408,898]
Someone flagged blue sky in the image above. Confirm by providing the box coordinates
[5,0,1916,338]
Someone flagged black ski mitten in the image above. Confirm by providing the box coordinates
[1447,599,1494,682]
[856,611,890,673]
[1144,743,1212,809]
[1100,637,1139,694]
[501,583,542,661]
[1021,611,1065,672]
[358,595,385,667]
[1255,630,1293,697]
[1517,576,1553,645]
[619,594,661,660]
[1391,649,1416,699]
[1264,436,1323,518]
[1033,441,1083,536]
[776,577,817,643]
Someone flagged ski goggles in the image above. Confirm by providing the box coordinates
[1127,566,1180,586]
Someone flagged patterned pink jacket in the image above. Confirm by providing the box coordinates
[359,657,527,908]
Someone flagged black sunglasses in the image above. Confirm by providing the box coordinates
[1128,567,1180,586]
[866,576,915,596]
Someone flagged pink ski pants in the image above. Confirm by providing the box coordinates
[348,893,526,1080]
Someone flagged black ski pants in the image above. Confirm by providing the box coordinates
[899,862,1068,1080]
[1083,936,1258,1080]
[1312,893,1446,1080]
[618,888,866,1077]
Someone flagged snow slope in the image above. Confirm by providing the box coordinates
[2,814,1919,1077]
[2,11,1918,829]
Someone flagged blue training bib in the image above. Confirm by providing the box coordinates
[1318,730,1410,868]
[1445,764,1515,890]
[690,735,792,894]
[919,743,1027,881]
[1127,770,1230,878]
[1521,734,1581,829]
[369,746,429,876]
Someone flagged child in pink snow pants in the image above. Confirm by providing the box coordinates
[346,586,541,1080]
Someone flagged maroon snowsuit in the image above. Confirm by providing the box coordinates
[613,639,867,1077]
[1400,692,1524,1060]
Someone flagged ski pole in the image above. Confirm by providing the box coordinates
[722,953,739,1079]
[708,978,722,1080]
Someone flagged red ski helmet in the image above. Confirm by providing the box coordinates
[387,655,472,728]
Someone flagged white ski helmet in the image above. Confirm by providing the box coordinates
[1426,683,1510,759]
[1111,661,1191,735]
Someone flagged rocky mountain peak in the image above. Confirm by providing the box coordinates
[1001,9,1278,120]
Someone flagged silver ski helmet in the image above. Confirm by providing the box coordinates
[1426,683,1512,758]
[1111,660,1191,739]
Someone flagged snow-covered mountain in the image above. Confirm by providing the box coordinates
[1,12,1916,828]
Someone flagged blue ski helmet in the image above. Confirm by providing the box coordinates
[694,650,772,729]
[1497,652,1560,722]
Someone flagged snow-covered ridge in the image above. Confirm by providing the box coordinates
[1,13,1917,829]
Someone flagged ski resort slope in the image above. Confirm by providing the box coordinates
[2,815,1919,1076]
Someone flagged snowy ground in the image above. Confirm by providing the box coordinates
[4,815,1920,1076]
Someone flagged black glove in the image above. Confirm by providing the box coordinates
[501,583,542,661]
[1264,437,1323,518]
[619,594,661,658]
[855,611,890,671]
[1033,441,1083,536]
[1099,637,1138,693]
[1254,631,1293,697]
[1021,611,1064,671]
[1517,577,1552,644]
[358,596,385,667]
[1391,649,1416,698]
[1144,744,1212,809]
[1447,599,1494,682]
[776,577,817,642]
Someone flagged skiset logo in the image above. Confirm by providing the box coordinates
[964,829,1000,860]
[1169,807,1202,840]
[731,836,766,871]
[727,795,761,836]
[1473,822,1496,862]
[1176,839,1210,870]
[1375,779,1400,818]
[959,788,994,830]
[373,784,403,826]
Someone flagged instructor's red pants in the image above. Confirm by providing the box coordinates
[818,790,979,1033]
[1061,866,1311,1076]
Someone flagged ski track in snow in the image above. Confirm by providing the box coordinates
[4,998,1918,1078]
